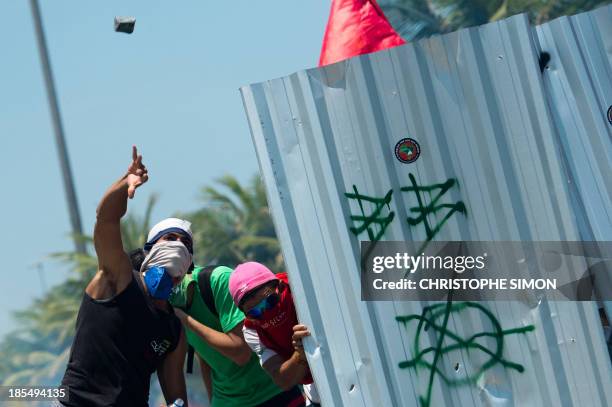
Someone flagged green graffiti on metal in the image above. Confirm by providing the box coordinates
[344,176,531,406]
[396,302,535,407]
[345,185,395,242]
[401,173,466,252]
[394,175,531,406]
[345,174,466,248]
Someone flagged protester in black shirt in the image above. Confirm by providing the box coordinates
[60,147,189,407]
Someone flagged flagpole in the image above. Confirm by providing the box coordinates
[29,0,87,254]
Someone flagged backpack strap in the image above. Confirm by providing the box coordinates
[197,265,221,317]
[186,346,195,374]
[186,265,223,373]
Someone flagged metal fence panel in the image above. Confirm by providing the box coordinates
[241,6,612,407]
[536,7,612,242]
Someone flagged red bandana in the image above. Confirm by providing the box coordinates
[244,273,313,384]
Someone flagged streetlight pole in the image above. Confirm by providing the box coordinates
[29,0,86,254]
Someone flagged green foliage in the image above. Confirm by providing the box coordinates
[380,0,612,40]
[185,174,283,272]
[0,277,84,386]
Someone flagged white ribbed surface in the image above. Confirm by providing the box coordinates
[241,7,612,406]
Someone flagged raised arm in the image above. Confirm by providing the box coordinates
[93,146,148,287]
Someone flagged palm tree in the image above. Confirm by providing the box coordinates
[380,0,611,41]
[186,174,284,272]
[0,263,89,386]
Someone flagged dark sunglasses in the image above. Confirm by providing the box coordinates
[246,290,280,319]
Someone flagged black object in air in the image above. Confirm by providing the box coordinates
[114,16,136,34]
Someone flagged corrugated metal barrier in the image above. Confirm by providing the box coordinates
[240,6,612,407]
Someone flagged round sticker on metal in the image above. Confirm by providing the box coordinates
[608,105,612,125]
[395,138,421,163]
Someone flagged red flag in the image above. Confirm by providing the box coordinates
[319,0,406,66]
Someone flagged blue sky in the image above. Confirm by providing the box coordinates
[0,1,328,338]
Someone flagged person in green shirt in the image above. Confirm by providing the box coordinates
[170,265,306,407]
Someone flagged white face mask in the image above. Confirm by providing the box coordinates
[140,240,193,278]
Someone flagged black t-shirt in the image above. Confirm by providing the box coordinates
[61,270,182,407]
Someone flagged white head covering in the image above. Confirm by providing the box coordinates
[145,218,193,253]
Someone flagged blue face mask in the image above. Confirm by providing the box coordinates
[143,266,174,300]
